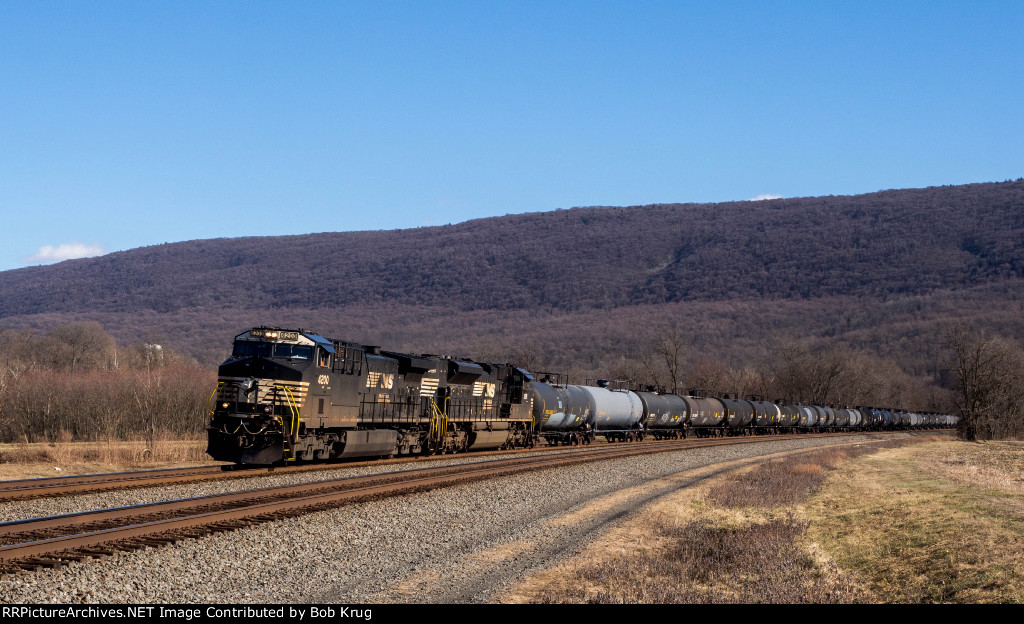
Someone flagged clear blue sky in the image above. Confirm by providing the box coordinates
[1,1,1022,272]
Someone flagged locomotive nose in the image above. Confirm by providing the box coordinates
[241,377,258,398]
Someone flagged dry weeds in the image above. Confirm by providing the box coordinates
[804,440,1024,603]
[508,434,1022,604]
[0,431,215,479]
[529,513,870,603]
[706,438,922,509]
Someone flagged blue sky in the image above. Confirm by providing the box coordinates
[1,1,1022,272]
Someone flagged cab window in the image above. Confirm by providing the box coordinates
[233,341,271,357]
[273,344,313,359]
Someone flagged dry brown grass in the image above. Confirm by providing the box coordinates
[804,440,1024,603]
[706,439,923,509]
[530,514,870,603]
[508,435,1013,604]
[0,431,216,479]
[507,441,888,604]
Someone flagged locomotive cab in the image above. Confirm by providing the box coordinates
[207,328,337,464]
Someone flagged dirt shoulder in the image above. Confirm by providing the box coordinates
[502,435,1024,603]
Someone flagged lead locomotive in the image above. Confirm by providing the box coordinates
[206,327,535,463]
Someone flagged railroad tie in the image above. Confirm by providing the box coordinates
[19,558,65,570]
[79,548,115,558]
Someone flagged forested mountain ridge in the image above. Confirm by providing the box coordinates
[1,180,1022,380]
[1,180,1022,319]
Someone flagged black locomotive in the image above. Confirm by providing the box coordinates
[207,327,958,464]
[206,327,535,463]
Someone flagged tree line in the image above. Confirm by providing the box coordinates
[603,327,952,413]
[1,320,1019,445]
[598,324,1023,441]
[0,322,215,443]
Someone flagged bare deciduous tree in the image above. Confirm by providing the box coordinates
[944,324,1024,441]
[688,359,729,398]
[654,324,688,393]
[44,322,117,372]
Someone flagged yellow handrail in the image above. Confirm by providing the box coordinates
[206,382,224,420]
[430,399,449,442]
[282,386,301,438]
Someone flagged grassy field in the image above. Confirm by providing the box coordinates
[512,435,1024,604]
[805,439,1024,603]
[0,434,218,479]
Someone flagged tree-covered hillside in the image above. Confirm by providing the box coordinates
[0,180,1021,385]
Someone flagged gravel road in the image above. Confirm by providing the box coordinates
[0,434,903,603]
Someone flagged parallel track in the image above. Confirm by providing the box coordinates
[0,431,930,575]
[0,430,942,502]
[0,443,586,501]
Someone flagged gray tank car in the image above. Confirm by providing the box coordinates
[640,392,689,439]
[751,400,781,430]
[721,398,755,431]
[798,406,819,429]
[531,381,595,445]
[580,385,646,442]
[686,396,727,433]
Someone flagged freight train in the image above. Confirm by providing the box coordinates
[206,327,957,464]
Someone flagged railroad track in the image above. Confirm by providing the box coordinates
[0,430,892,502]
[0,444,576,501]
[0,433,881,575]
[0,430,939,502]
[0,465,248,502]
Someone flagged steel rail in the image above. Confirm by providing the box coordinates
[2,434,838,572]
[0,429,912,502]
[0,431,938,574]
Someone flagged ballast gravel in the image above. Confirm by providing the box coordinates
[0,450,567,523]
[0,434,905,604]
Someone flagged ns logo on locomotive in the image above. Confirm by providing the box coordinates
[206,327,958,464]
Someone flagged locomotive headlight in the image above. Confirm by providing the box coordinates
[222,402,229,409]
[263,406,271,413]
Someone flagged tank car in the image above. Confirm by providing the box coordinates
[531,378,595,445]
[582,383,645,442]
[639,391,689,439]
[720,397,755,433]
[797,406,819,430]
[531,379,646,444]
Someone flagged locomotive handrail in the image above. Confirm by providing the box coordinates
[282,386,301,438]
[429,399,449,442]
[206,382,224,420]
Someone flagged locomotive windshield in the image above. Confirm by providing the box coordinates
[232,341,313,359]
